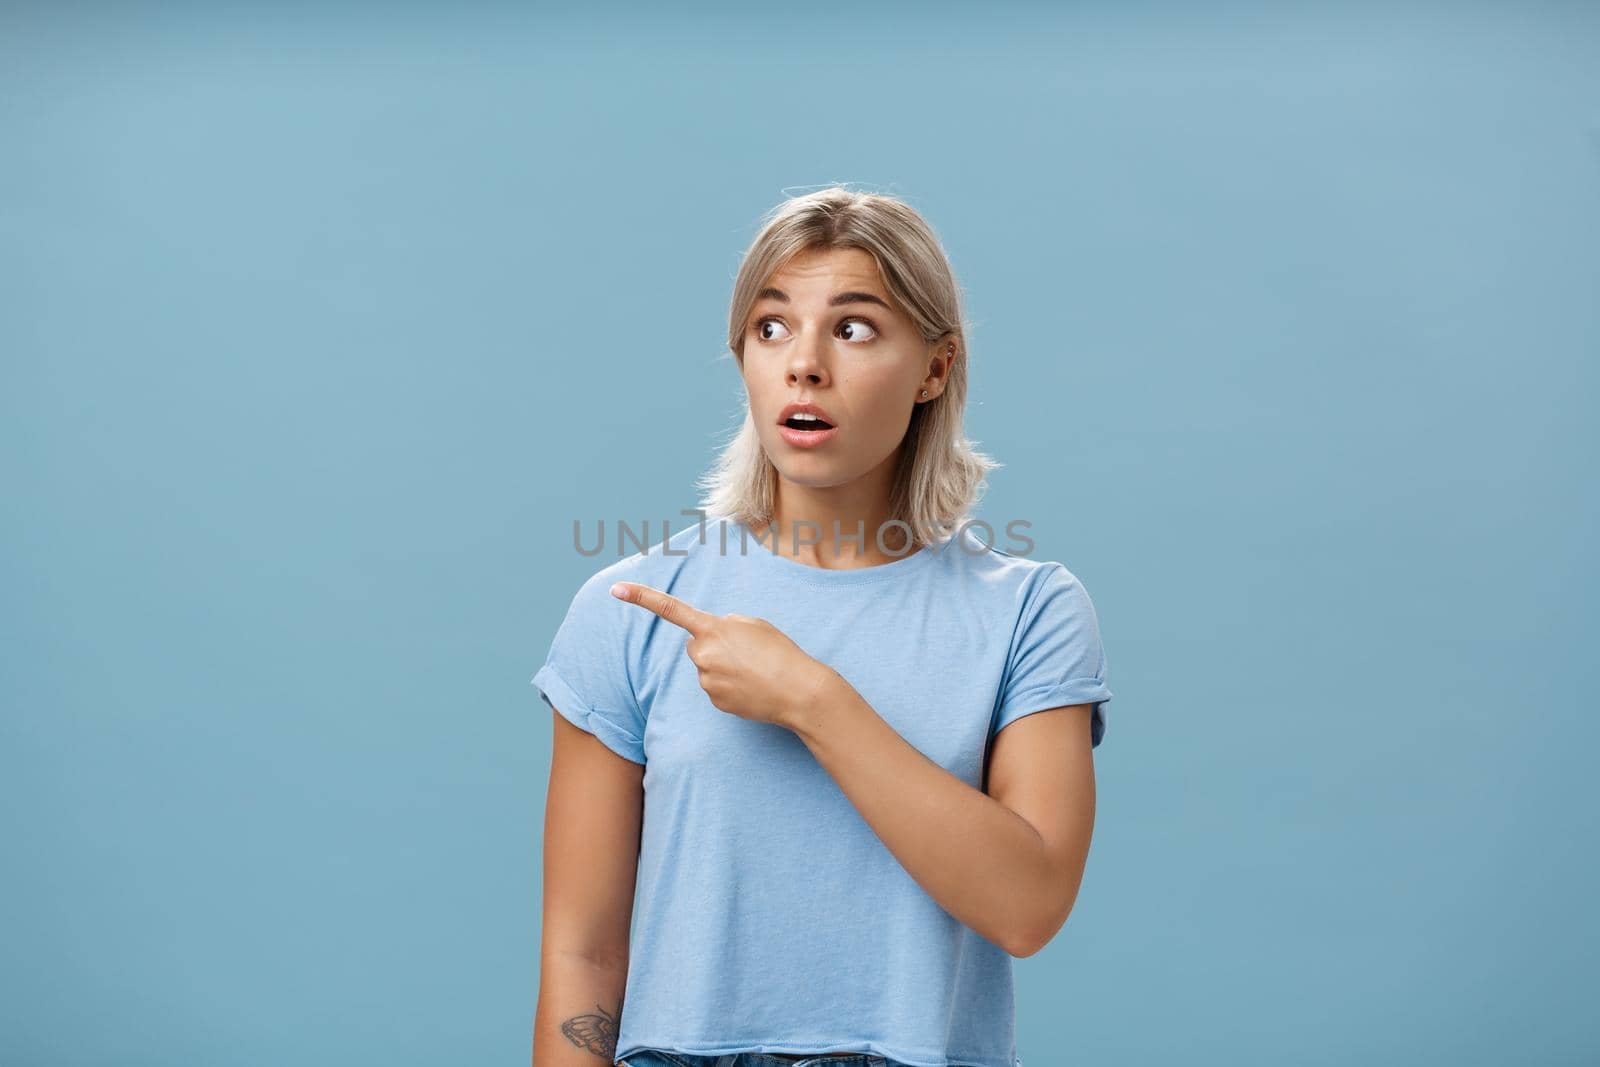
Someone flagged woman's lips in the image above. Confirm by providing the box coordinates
[777,422,840,448]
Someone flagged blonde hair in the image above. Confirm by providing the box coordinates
[695,186,1001,548]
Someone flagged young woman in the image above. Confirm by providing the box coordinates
[532,188,1113,1067]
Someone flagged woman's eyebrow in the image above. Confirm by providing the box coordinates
[756,287,892,311]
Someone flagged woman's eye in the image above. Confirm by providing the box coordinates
[838,318,878,342]
[756,318,791,342]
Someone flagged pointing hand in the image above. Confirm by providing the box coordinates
[610,581,832,728]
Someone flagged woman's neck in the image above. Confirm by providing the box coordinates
[755,512,918,566]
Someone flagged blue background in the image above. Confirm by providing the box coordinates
[3,3,1596,1064]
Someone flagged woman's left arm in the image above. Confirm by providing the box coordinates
[782,668,1096,958]
[608,580,1096,957]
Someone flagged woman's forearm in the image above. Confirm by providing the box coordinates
[533,952,629,1067]
[779,668,1071,957]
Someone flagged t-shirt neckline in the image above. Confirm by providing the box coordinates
[724,517,943,585]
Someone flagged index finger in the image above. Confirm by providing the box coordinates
[610,581,716,636]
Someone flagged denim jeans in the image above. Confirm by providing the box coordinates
[619,1051,896,1067]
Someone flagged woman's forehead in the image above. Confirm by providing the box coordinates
[769,245,881,284]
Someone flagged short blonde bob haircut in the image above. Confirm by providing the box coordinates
[695,186,1001,549]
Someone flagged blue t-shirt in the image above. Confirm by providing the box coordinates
[532,515,1112,1067]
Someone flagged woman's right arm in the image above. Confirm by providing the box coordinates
[533,709,647,1067]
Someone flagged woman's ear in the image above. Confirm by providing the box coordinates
[921,336,958,397]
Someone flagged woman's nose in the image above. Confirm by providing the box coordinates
[786,336,830,385]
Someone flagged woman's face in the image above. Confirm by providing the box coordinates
[741,245,949,499]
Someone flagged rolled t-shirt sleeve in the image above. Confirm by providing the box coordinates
[992,563,1113,748]
[532,571,648,764]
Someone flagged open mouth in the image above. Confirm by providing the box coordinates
[783,415,835,431]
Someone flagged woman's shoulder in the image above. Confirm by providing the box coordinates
[557,520,705,609]
[927,526,1107,628]
[933,522,1072,580]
